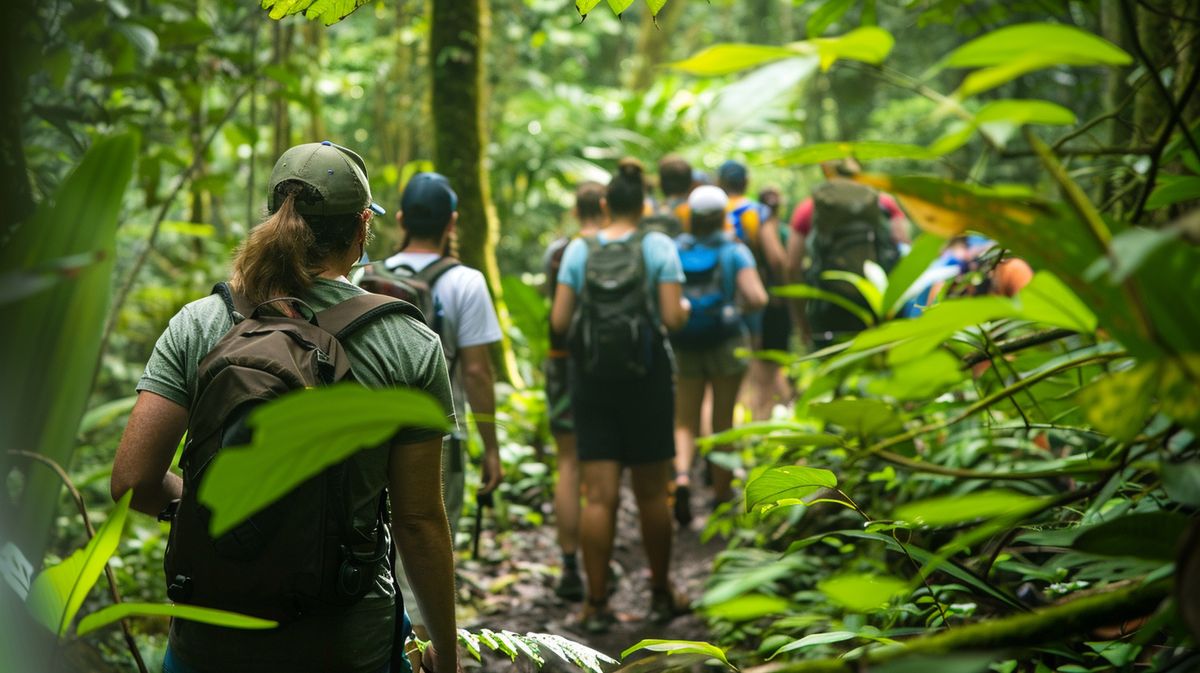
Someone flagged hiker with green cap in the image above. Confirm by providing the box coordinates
[113,141,461,673]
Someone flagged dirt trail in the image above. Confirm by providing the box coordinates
[457,483,724,672]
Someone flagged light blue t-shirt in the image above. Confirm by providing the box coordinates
[558,229,685,323]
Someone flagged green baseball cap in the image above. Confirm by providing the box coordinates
[268,141,386,217]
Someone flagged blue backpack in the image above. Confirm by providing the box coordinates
[673,234,741,348]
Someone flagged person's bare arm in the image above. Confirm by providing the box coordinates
[111,391,187,515]
[458,344,501,495]
[658,281,689,332]
[759,216,787,286]
[390,436,458,671]
[550,282,576,336]
[785,233,812,346]
[735,266,768,314]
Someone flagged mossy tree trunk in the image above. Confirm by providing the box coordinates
[430,0,521,384]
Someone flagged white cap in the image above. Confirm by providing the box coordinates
[688,185,728,215]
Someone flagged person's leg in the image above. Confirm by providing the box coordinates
[579,460,621,602]
[553,431,581,555]
[672,377,705,489]
[629,459,674,591]
[708,372,744,503]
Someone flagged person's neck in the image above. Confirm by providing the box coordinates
[578,219,603,236]
[404,239,442,254]
[602,218,637,234]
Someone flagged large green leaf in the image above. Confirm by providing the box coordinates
[703,594,791,622]
[1072,512,1191,562]
[868,350,965,401]
[806,0,855,37]
[27,491,131,637]
[261,0,371,25]
[975,99,1077,145]
[944,23,1131,68]
[1016,271,1096,333]
[745,466,838,514]
[769,631,858,659]
[621,640,733,669]
[773,283,876,327]
[1075,362,1156,441]
[882,233,946,316]
[606,0,635,16]
[808,398,903,436]
[198,385,450,537]
[810,26,895,71]
[76,602,277,637]
[894,490,1045,527]
[670,44,801,76]
[775,141,936,166]
[850,296,1017,363]
[2,131,138,561]
[821,270,883,318]
[1145,176,1200,210]
[817,573,910,612]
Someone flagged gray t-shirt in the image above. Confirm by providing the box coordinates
[137,277,455,673]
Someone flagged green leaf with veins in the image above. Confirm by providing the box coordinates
[746,465,838,514]
[261,0,372,25]
[199,385,448,537]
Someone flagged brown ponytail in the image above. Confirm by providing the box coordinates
[230,184,365,305]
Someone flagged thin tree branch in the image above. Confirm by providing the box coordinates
[764,579,1171,673]
[7,451,148,673]
[961,328,1076,367]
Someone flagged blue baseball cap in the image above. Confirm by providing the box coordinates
[401,172,458,228]
[717,160,748,184]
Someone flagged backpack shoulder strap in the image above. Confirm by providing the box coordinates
[212,282,253,323]
[414,256,461,287]
[318,294,425,342]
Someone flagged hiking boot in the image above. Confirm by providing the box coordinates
[580,600,617,634]
[555,565,584,602]
[673,484,693,528]
[648,587,690,625]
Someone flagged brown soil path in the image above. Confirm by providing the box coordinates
[456,483,725,672]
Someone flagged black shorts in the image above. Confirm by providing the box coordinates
[759,301,792,353]
[545,354,573,434]
[571,347,675,465]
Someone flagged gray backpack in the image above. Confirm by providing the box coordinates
[568,232,660,380]
[805,182,900,339]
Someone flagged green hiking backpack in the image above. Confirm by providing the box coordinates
[162,283,423,622]
[568,232,660,380]
[804,181,900,342]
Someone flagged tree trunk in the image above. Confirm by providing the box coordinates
[1098,0,1132,214]
[627,0,686,92]
[0,0,37,240]
[430,0,521,384]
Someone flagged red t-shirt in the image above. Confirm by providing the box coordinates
[790,192,905,237]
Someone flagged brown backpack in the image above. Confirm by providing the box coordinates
[162,282,423,621]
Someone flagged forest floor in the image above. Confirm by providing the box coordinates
[458,479,724,673]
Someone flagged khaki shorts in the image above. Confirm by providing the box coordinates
[674,336,750,380]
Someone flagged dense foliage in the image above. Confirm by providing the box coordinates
[2,1,1198,672]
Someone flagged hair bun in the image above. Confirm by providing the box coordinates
[617,157,644,182]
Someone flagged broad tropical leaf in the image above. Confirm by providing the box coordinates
[76,602,277,637]
[199,385,449,536]
[261,0,371,26]
[27,492,131,637]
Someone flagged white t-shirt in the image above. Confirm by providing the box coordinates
[381,252,503,428]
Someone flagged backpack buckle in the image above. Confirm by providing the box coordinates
[158,499,180,523]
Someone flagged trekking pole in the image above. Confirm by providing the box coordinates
[471,490,493,560]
